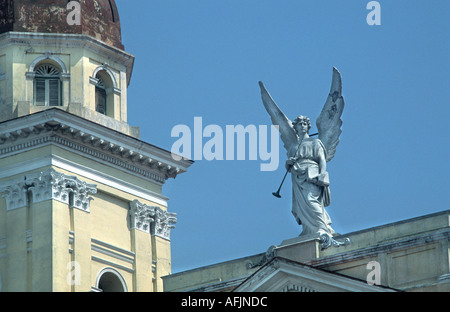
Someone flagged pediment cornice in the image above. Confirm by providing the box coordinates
[234,257,396,292]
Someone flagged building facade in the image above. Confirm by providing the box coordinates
[163,210,450,292]
[0,0,193,292]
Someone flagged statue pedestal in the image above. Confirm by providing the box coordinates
[280,233,321,246]
[275,234,321,264]
[247,232,351,269]
[275,232,350,264]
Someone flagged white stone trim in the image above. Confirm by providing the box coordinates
[234,257,396,292]
[91,244,135,265]
[153,207,178,240]
[92,257,135,274]
[0,109,192,182]
[91,238,135,258]
[129,199,155,234]
[94,267,130,291]
[0,177,28,210]
[129,199,177,240]
[89,76,100,86]
[0,156,52,180]
[310,228,450,268]
[51,156,168,207]
[0,168,97,212]
[93,64,118,89]
[29,53,68,74]
[0,155,169,207]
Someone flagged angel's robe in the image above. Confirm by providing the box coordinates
[288,138,334,236]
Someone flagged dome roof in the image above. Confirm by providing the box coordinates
[0,0,123,49]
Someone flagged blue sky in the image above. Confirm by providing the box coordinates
[116,0,449,273]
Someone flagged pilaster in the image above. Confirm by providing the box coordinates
[129,199,177,291]
[30,199,52,291]
[129,199,154,291]
[4,205,27,291]
[0,168,97,291]
[71,202,92,292]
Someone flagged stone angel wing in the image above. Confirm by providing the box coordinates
[316,67,345,162]
[259,81,297,151]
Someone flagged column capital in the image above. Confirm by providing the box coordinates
[129,199,177,240]
[0,178,28,210]
[129,199,155,234]
[0,169,97,212]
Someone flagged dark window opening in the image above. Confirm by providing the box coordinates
[95,75,107,115]
[98,272,125,292]
[34,64,61,107]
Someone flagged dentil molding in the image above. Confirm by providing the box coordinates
[0,109,192,184]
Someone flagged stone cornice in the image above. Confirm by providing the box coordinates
[234,257,395,292]
[0,109,193,185]
[309,228,450,268]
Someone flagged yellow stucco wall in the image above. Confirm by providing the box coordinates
[0,156,173,292]
[0,32,179,292]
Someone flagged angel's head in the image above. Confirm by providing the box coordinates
[292,115,311,135]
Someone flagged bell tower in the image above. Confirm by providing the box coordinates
[0,0,137,137]
[0,0,192,292]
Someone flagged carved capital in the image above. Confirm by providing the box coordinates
[64,173,97,211]
[0,179,28,210]
[29,169,97,211]
[152,208,177,241]
[0,169,97,212]
[129,200,155,234]
[28,169,69,204]
[129,199,177,240]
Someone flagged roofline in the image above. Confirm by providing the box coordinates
[0,108,194,181]
[233,256,400,292]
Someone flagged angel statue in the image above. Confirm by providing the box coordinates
[259,67,350,248]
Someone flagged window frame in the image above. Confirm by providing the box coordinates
[95,75,107,115]
[33,63,62,107]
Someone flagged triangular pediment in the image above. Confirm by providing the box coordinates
[234,257,396,292]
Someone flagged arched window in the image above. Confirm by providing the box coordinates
[95,75,107,115]
[96,268,127,292]
[94,70,115,116]
[34,64,61,106]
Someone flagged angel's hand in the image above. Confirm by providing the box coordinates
[285,163,292,172]
[286,157,296,165]
[285,157,296,171]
